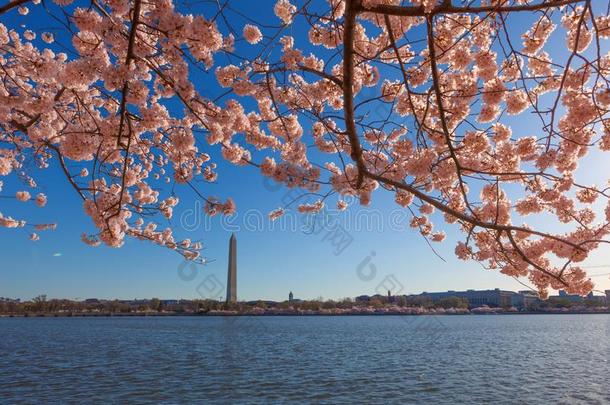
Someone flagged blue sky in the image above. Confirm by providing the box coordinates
[1,0,610,301]
[3,161,552,301]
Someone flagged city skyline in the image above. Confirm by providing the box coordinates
[3,280,609,303]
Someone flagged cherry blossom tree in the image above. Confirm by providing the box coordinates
[1,0,609,297]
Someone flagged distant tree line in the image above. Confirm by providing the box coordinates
[1,293,607,315]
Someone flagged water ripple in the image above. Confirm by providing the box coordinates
[0,315,609,404]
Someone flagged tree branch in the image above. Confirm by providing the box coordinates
[342,0,367,189]
[359,0,586,17]
[0,0,31,15]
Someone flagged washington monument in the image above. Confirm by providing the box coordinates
[226,233,237,303]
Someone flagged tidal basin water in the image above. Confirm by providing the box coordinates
[1,315,609,404]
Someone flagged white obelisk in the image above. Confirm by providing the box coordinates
[226,233,237,303]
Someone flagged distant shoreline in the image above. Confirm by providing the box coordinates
[2,310,610,318]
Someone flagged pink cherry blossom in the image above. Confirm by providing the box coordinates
[41,33,54,43]
[269,208,285,221]
[16,191,31,202]
[35,193,47,207]
[274,0,296,25]
[243,24,262,45]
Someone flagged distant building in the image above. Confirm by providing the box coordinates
[355,294,386,302]
[117,299,151,310]
[288,291,294,302]
[544,290,608,306]
[418,289,515,308]
[585,292,606,305]
[84,298,100,304]
[355,288,609,309]
[387,290,392,302]
[245,300,278,306]
[549,290,584,303]
[511,291,540,309]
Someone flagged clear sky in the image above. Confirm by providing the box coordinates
[1,1,609,301]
